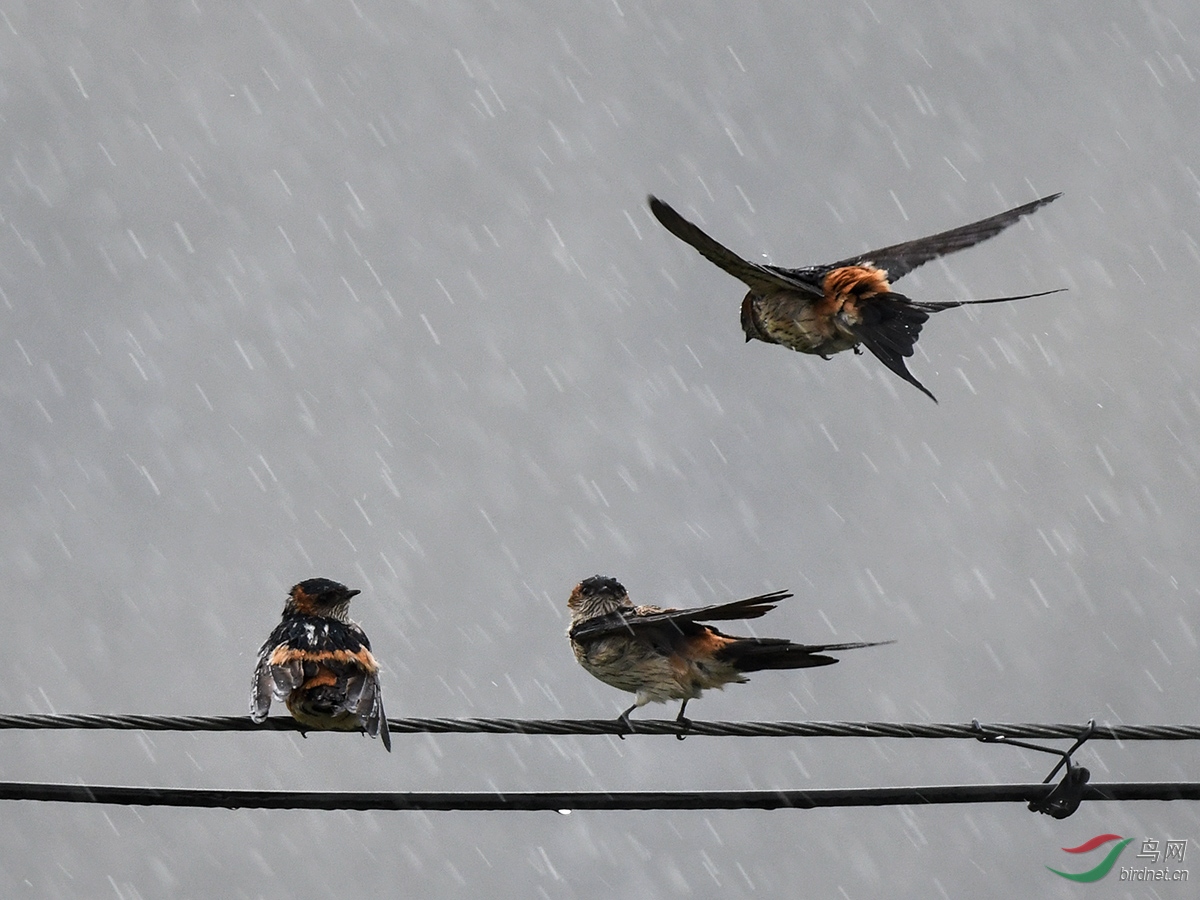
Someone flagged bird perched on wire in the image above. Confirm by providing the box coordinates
[648,192,1062,401]
[567,575,890,737]
[250,578,391,751]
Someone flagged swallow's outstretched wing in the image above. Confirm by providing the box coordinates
[649,196,825,298]
[568,590,793,642]
[830,193,1061,283]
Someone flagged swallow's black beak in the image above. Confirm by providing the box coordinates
[346,589,362,599]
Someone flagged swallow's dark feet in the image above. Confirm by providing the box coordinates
[674,701,692,741]
[616,706,637,740]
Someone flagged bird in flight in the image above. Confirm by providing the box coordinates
[250,577,391,751]
[567,575,890,737]
[649,192,1062,401]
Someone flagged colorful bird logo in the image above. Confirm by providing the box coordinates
[1047,834,1133,882]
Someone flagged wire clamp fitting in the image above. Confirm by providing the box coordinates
[971,718,1095,819]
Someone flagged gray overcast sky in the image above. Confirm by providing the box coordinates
[0,0,1198,897]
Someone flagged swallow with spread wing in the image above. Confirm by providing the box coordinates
[567,575,891,737]
[649,193,1062,401]
[250,577,391,751]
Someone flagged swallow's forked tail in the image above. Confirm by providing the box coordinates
[717,637,894,672]
[914,286,1065,313]
[849,287,1064,402]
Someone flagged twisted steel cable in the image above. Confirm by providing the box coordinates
[0,713,1196,740]
[2,714,1195,814]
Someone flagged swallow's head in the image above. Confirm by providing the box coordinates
[568,575,630,620]
[286,578,361,618]
[739,294,769,344]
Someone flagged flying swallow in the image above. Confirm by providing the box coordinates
[250,578,391,751]
[567,575,890,737]
[649,192,1062,401]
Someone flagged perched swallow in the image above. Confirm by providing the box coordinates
[567,575,890,736]
[250,577,391,751]
[649,192,1063,401]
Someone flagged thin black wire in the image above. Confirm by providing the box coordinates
[0,781,1196,810]
[0,713,1197,741]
